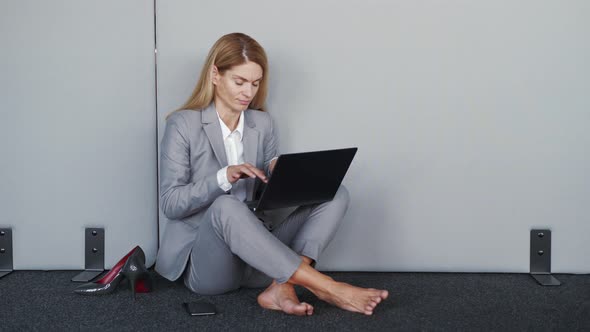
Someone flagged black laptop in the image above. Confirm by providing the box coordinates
[245,147,357,211]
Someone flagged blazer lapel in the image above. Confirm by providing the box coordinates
[242,111,259,200]
[202,104,228,167]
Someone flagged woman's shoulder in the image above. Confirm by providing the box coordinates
[166,109,203,128]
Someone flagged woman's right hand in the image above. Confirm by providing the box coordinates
[227,163,268,184]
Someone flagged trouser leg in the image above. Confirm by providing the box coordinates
[282,185,350,262]
[184,195,302,295]
[241,185,350,288]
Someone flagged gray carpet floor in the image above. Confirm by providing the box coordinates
[0,271,588,331]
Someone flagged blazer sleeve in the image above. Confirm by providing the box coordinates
[263,113,279,176]
[159,113,225,220]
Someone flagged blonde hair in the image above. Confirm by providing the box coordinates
[174,33,269,115]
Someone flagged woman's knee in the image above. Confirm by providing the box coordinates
[209,195,244,220]
[207,194,252,230]
[210,194,241,212]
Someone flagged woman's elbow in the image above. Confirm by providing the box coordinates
[160,204,179,220]
[160,193,184,220]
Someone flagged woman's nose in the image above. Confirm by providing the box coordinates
[242,84,254,97]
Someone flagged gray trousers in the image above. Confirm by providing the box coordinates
[183,185,349,295]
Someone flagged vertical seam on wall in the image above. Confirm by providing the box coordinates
[154,0,160,249]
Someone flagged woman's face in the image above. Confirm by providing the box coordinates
[213,61,263,114]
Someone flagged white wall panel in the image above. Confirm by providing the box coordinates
[0,1,158,269]
[156,0,590,273]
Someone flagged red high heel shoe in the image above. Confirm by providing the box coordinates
[74,246,153,297]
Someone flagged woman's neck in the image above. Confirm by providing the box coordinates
[214,100,241,131]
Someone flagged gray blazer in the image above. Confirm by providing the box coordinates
[155,103,279,281]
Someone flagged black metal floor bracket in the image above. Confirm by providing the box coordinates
[0,228,14,279]
[530,229,561,286]
[71,228,105,282]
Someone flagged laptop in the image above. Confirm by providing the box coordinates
[245,147,357,211]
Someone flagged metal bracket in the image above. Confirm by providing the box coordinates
[71,228,105,282]
[530,229,561,286]
[0,228,14,279]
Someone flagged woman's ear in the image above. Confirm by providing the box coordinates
[211,65,219,85]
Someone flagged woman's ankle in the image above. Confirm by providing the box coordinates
[289,262,334,296]
[301,256,314,266]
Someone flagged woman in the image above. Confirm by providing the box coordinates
[155,32,388,316]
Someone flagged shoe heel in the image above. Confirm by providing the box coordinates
[121,251,151,299]
[127,274,152,299]
[129,278,137,300]
[135,276,154,293]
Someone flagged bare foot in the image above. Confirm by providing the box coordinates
[316,281,388,315]
[257,281,314,316]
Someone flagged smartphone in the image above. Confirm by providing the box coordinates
[183,301,217,316]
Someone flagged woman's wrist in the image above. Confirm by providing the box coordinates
[216,166,232,191]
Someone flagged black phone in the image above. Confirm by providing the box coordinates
[183,301,217,316]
